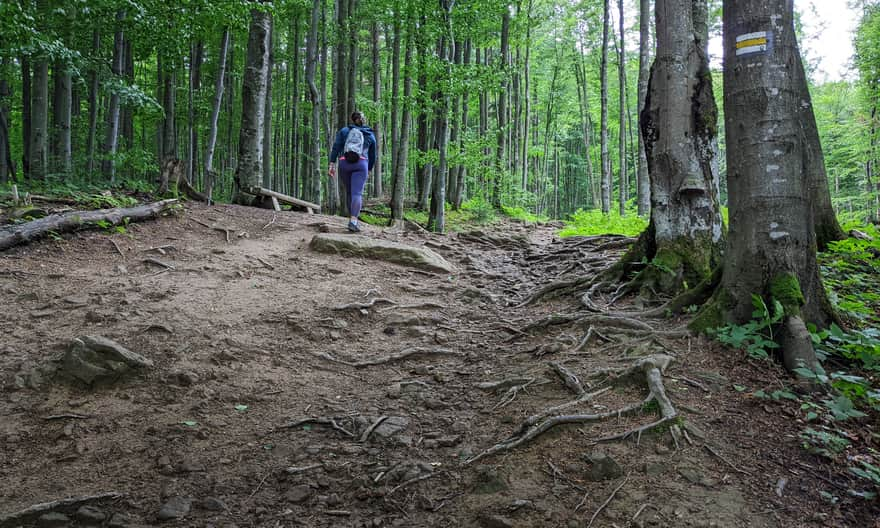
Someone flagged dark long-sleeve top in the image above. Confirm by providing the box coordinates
[329,124,377,170]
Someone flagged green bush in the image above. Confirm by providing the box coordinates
[559,207,648,237]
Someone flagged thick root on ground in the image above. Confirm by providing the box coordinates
[464,355,677,465]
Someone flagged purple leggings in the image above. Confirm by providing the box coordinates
[338,157,368,218]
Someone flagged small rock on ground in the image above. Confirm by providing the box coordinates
[157,496,191,521]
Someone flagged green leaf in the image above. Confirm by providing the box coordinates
[733,385,747,392]
[182,420,198,427]
[234,404,249,412]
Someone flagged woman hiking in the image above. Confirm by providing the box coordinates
[328,111,377,233]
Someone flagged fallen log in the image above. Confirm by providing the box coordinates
[247,186,321,213]
[0,199,178,251]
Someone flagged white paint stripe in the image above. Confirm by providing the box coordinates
[737,31,767,42]
[736,44,767,56]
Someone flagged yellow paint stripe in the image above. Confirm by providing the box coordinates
[736,38,767,49]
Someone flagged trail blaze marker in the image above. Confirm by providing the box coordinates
[736,31,769,56]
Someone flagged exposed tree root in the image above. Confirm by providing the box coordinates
[465,356,676,465]
[277,417,356,438]
[332,298,397,311]
[311,347,460,368]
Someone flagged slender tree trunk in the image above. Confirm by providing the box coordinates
[391,19,414,224]
[162,66,177,162]
[416,39,430,210]
[86,29,100,178]
[52,58,72,175]
[121,36,134,152]
[233,8,272,203]
[290,13,301,196]
[204,27,230,201]
[262,18,274,188]
[371,21,383,197]
[637,0,652,216]
[522,0,533,193]
[0,57,13,182]
[101,9,125,182]
[188,41,203,187]
[21,56,31,179]
[600,0,611,213]
[346,0,359,118]
[710,0,833,371]
[494,11,510,208]
[618,0,627,216]
[306,0,323,205]
[430,0,454,232]
[390,14,401,183]
[334,0,348,130]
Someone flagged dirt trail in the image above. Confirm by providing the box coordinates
[0,203,866,527]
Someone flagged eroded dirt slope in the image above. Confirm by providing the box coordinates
[0,203,870,527]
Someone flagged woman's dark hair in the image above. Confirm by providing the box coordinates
[351,111,365,122]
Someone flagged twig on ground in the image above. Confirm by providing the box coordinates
[109,239,124,258]
[277,417,356,438]
[142,257,174,273]
[359,416,389,443]
[43,414,89,420]
[285,463,324,475]
[587,474,630,528]
[246,471,272,502]
[262,213,277,230]
[703,444,751,475]
[333,298,397,311]
[387,472,441,496]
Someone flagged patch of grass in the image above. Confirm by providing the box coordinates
[501,205,547,224]
[558,207,648,238]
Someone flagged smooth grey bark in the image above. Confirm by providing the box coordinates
[371,21,383,198]
[390,14,401,185]
[618,0,627,216]
[638,0,722,292]
[262,19,274,189]
[717,0,833,369]
[52,60,72,175]
[334,0,349,130]
[522,0,533,193]
[429,0,454,233]
[188,41,203,187]
[390,14,413,223]
[233,8,272,204]
[306,0,322,204]
[600,0,611,213]
[346,0,359,119]
[290,13,301,196]
[86,30,100,177]
[637,0,651,216]
[162,67,177,162]
[204,27,230,199]
[493,10,510,209]
[30,59,49,180]
[21,56,31,179]
[102,9,125,182]
[0,57,14,182]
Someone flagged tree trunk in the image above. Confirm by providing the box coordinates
[390,14,401,185]
[494,11,510,209]
[600,0,611,213]
[102,9,125,182]
[618,0,627,216]
[188,41,203,187]
[262,19,274,189]
[21,56,31,179]
[522,0,533,194]
[30,43,49,180]
[204,27,230,201]
[637,0,652,216]
[371,21,383,197]
[86,30,100,177]
[162,67,177,162]
[52,60,72,175]
[430,1,454,233]
[636,0,722,294]
[346,0,359,118]
[391,13,414,223]
[701,0,834,371]
[233,8,272,204]
[334,0,349,130]
[306,0,322,204]
[0,57,14,183]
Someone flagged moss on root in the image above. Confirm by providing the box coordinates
[769,273,805,316]
[689,286,733,333]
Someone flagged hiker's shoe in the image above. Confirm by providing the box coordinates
[347,222,361,233]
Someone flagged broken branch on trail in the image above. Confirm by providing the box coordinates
[0,199,178,251]
[465,355,677,465]
[247,186,321,213]
[313,347,461,368]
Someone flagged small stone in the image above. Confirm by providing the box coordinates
[286,484,313,503]
[108,513,132,528]
[201,497,227,511]
[586,453,623,481]
[474,465,508,494]
[679,467,708,486]
[655,444,672,455]
[644,462,669,476]
[75,505,107,523]
[37,512,70,527]
[326,493,341,507]
[157,496,192,521]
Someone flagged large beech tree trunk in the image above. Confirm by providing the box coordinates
[634,0,722,294]
[699,0,834,371]
[233,9,272,204]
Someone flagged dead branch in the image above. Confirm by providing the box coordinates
[277,417,356,438]
[359,416,389,443]
[0,492,123,527]
[587,474,629,528]
[285,463,324,475]
[387,472,441,496]
[0,199,178,252]
[109,238,125,258]
[549,362,585,395]
[476,377,537,392]
[703,444,751,475]
[351,347,460,367]
[332,298,397,311]
[142,257,174,271]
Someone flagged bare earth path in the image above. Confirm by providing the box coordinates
[0,203,868,527]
